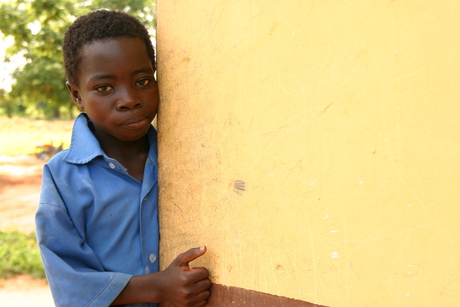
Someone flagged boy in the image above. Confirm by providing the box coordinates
[35,10,211,307]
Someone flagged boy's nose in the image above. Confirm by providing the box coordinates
[116,87,142,110]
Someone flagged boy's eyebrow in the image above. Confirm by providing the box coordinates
[88,68,154,83]
[133,67,155,75]
[88,74,115,83]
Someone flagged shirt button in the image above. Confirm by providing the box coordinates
[109,163,115,169]
[149,254,157,263]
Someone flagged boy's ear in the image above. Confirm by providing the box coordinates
[66,82,84,110]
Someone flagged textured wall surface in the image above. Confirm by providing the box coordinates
[156,1,460,306]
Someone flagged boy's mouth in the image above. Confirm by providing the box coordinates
[123,118,149,129]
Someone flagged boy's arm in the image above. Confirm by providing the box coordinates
[36,165,132,307]
[111,247,211,306]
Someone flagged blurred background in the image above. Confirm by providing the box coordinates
[0,1,156,305]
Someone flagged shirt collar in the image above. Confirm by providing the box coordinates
[64,113,157,165]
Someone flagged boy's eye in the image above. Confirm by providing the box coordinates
[136,79,151,87]
[96,85,113,92]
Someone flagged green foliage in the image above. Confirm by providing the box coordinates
[0,0,157,119]
[11,56,70,118]
[0,230,45,279]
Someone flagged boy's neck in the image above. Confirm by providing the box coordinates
[104,139,149,161]
[96,132,150,182]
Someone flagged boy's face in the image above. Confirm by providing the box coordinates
[67,37,159,143]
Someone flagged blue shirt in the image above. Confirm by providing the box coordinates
[36,113,159,307]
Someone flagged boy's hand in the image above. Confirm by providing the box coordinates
[158,246,211,306]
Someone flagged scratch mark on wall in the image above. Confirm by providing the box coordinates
[280,160,302,188]
[321,102,334,114]
[233,180,246,195]
[277,72,294,95]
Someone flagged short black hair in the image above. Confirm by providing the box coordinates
[63,9,155,86]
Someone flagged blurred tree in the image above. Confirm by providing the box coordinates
[0,0,156,118]
[0,89,12,117]
[0,88,27,118]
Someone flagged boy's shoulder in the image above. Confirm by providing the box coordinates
[44,149,71,169]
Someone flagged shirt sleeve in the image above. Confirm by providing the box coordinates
[36,165,132,307]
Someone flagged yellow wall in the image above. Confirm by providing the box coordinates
[156,1,460,306]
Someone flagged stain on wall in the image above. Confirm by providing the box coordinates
[157,1,460,306]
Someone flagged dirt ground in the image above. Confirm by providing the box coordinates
[0,155,54,306]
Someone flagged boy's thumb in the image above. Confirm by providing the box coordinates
[176,246,207,268]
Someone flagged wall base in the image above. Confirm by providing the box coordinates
[161,284,328,307]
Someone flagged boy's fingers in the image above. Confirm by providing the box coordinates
[194,277,212,293]
[187,281,211,306]
[175,246,207,268]
[192,289,211,305]
[189,267,210,281]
